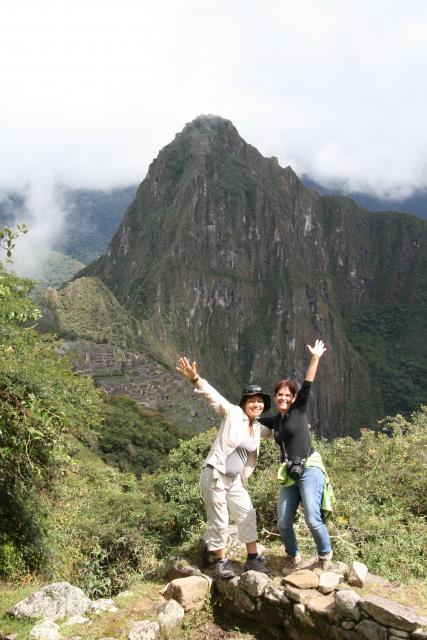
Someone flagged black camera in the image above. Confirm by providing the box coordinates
[286,457,305,481]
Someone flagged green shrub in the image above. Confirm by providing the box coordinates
[44,444,159,596]
[0,254,102,576]
[167,428,217,472]
[160,408,426,583]
[314,407,427,581]
[98,396,180,475]
[249,407,427,582]
[0,324,102,574]
[137,430,217,552]
[0,534,26,578]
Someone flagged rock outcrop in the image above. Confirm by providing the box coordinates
[8,582,90,620]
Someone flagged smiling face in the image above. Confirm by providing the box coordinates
[242,395,265,421]
[274,385,297,415]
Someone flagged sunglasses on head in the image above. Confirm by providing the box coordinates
[244,385,263,394]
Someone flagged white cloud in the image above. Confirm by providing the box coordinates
[7,180,67,276]
[1,0,427,199]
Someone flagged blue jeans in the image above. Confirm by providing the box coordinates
[277,466,332,557]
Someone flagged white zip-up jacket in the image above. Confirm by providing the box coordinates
[195,378,273,483]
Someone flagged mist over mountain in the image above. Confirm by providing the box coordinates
[57,185,137,263]
[302,177,427,220]
[0,185,137,287]
[77,115,426,437]
[2,162,425,287]
[0,185,136,263]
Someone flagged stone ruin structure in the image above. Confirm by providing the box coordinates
[166,554,427,640]
[8,555,427,640]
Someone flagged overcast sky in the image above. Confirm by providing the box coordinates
[1,0,427,268]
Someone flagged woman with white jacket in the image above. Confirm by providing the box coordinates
[176,356,273,579]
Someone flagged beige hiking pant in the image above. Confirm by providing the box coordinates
[200,465,257,551]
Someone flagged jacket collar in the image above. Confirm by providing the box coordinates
[242,411,261,430]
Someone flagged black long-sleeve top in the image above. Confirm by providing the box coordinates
[259,380,314,462]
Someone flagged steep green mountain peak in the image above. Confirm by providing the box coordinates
[81,117,426,437]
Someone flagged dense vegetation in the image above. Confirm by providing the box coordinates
[98,396,180,475]
[143,409,427,585]
[52,406,427,594]
[0,226,182,589]
[0,228,102,575]
[347,301,427,417]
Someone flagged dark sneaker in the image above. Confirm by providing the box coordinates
[244,555,268,574]
[215,558,236,580]
[281,553,302,576]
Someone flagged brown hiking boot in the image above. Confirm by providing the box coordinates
[281,553,302,575]
[316,551,333,571]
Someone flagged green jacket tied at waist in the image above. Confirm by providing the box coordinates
[277,451,336,522]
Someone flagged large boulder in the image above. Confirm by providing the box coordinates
[9,582,91,620]
[306,594,336,623]
[355,619,387,640]
[216,576,256,613]
[262,584,290,606]
[318,571,343,594]
[284,586,322,605]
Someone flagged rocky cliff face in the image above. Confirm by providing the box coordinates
[82,115,426,437]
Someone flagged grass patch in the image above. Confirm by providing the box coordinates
[0,578,44,640]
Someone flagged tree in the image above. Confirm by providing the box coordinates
[0,224,27,260]
[0,226,102,574]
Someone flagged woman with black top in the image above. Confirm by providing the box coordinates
[260,339,333,571]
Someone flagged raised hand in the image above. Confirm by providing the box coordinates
[176,356,198,381]
[307,339,327,359]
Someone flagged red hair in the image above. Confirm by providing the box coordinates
[274,378,297,397]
